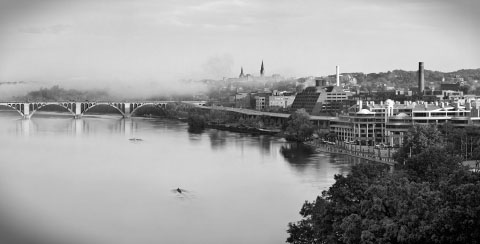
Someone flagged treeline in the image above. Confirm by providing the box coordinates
[164,103,284,133]
[14,85,110,102]
[440,123,480,160]
[287,124,480,244]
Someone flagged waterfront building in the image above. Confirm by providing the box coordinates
[330,99,480,146]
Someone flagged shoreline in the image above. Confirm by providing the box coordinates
[206,123,281,135]
[304,140,397,166]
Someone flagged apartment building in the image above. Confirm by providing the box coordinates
[330,99,480,146]
[269,95,295,108]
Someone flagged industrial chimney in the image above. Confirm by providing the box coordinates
[418,62,425,95]
[336,65,340,86]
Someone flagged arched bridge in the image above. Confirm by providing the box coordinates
[0,101,203,119]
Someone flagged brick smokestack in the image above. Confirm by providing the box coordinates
[336,65,340,86]
[418,62,424,95]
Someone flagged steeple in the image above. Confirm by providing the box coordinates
[260,60,264,76]
[239,66,245,78]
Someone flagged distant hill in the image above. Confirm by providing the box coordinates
[345,68,480,93]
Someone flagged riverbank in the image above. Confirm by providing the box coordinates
[304,140,397,165]
[207,123,281,135]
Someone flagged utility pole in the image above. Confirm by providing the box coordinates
[465,136,468,159]
[470,137,473,159]
[461,138,463,159]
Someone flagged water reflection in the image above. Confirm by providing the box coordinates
[187,132,203,144]
[0,112,354,244]
[280,143,317,164]
[208,130,227,150]
[12,114,353,182]
[14,115,136,138]
[280,143,352,187]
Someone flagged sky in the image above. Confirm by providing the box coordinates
[0,0,479,95]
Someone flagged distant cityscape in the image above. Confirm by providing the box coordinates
[3,60,480,149]
[197,61,480,147]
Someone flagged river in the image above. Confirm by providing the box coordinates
[0,111,352,244]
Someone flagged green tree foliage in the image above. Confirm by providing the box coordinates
[285,109,314,142]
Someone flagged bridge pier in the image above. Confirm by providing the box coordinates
[123,103,132,118]
[123,103,131,118]
[75,102,82,119]
[22,103,31,119]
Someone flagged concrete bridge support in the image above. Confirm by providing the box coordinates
[23,103,30,119]
[124,103,131,118]
[75,102,82,119]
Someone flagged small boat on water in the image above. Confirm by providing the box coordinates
[171,188,188,194]
[129,138,143,142]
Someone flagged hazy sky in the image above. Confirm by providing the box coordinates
[0,0,479,90]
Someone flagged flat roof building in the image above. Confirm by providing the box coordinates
[330,99,480,146]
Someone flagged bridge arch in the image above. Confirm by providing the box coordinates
[130,103,166,116]
[82,103,125,117]
[29,103,75,118]
[0,104,24,117]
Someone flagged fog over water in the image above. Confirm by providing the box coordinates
[0,112,352,244]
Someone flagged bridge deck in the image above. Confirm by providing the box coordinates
[202,106,337,121]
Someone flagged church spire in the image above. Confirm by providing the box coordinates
[260,60,264,76]
[239,66,245,78]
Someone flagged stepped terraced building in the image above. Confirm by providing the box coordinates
[291,85,352,115]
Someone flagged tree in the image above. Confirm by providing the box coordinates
[187,113,206,132]
[285,109,314,142]
[403,146,462,182]
[393,124,465,182]
[472,147,480,172]
[430,169,480,243]
[287,163,390,244]
[393,124,443,164]
[287,161,480,244]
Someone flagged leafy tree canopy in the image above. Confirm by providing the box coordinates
[285,109,314,142]
[288,124,480,244]
[287,163,480,244]
[393,124,443,164]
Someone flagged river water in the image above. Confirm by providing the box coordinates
[0,112,352,244]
